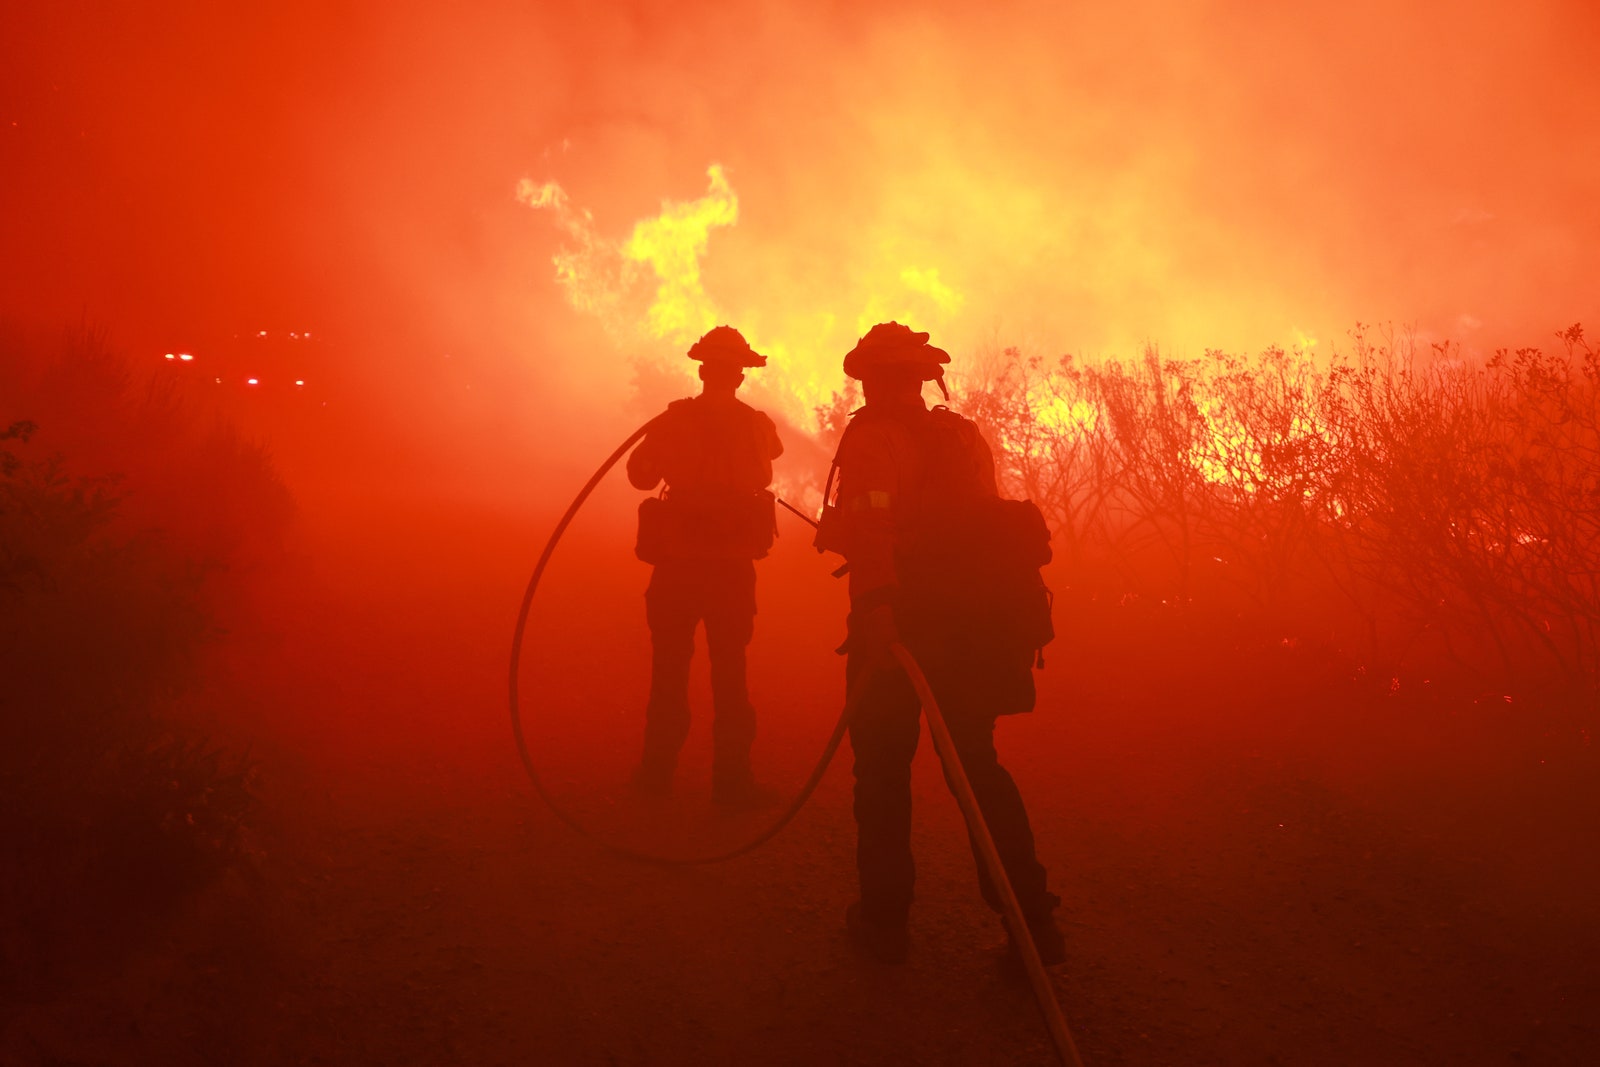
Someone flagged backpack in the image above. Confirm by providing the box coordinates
[818,406,1054,714]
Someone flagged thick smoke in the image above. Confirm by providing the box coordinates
[4,0,1598,475]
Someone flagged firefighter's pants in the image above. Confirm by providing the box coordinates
[641,558,758,784]
[846,651,1050,926]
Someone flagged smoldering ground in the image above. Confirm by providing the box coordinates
[4,2,1600,1064]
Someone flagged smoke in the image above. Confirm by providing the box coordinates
[504,0,1599,437]
[4,0,1598,474]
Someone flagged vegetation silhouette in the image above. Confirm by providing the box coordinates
[933,323,1599,716]
[0,326,291,995]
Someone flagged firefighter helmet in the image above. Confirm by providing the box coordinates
[688,325,767,368]
[842,322,950,382]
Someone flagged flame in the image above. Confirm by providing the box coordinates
[1192,397,1258,488]
[623,164,738,341]
[517,162,1372,523]
[893,267,963,321]
[1036,395,1098,435]
[520,164,1335,495]
[517,165,737,346]
[520,165,966,428]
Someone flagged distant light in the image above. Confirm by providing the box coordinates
[178,353,194,361]
[164,353,175,360]
[289,332,299,339]
[247,377,259,385]
[257,330,267,337]
[294,379,305,386]
[215,377,222,384]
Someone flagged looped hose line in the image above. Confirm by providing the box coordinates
[508,417,859,866]
[509,423,1085,1064]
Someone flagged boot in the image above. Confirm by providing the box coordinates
[1004,892,1066,968]
[846,901,909,964]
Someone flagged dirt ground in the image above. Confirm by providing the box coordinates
[5,481,1598,1066]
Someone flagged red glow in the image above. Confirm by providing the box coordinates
[2,6,1596,1064]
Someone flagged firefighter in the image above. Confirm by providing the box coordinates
[626,326,784,808]
[824,321,1064,965]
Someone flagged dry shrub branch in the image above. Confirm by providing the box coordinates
[0,325,294,993]
[957,324,1599,713]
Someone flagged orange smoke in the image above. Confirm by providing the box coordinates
[509,0,1596,449]
[3,1,1597,479]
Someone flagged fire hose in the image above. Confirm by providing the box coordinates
[508,418,1084,1066]
[507,414,855,865]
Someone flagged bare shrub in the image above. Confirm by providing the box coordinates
[952,324,1599,714]
[0,326,286,991]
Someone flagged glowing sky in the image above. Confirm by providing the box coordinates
[5,1,1598,449]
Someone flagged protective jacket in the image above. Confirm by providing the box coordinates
[629,395,784,563]
[828,398,995,600]
[829,393,1057,929]
[627,390,783,794]
[822,397,1053,714]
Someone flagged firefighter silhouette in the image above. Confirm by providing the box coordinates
[817,321,1064,965]
[627,326,784,807]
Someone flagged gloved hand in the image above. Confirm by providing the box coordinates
[848,602,900,669]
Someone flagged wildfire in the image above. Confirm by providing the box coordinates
[623,165,738,341]
[519,165,967,429]
[518,166,1341,501]
[1036,396,1099,435]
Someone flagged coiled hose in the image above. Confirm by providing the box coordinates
[508,416,860,865]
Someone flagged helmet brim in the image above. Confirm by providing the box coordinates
[842,343,950,381]
[693,351,767,369]
[688,325,766,368]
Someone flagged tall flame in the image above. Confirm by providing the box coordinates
[517,165,738,349]
[623,165,738,342]
[520,165,965,429]
[521,165,1342,504]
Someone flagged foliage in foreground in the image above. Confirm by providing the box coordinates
[0,327,292,990]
